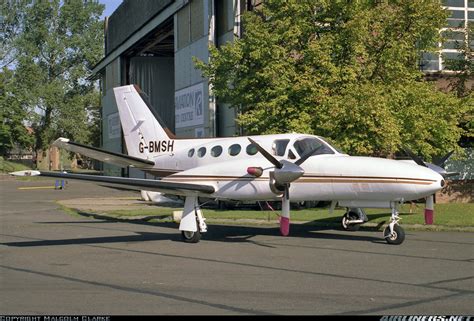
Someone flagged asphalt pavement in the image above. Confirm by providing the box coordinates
[0,176,473,315]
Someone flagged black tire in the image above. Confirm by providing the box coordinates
[181,230,201,243]
[341,212,361,231]
[217,200,227,210]
[383,225,405,245]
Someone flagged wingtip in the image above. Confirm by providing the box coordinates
[53,137,70,146]
[10,170,41,177]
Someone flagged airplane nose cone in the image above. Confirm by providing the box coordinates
[426,171,445,195]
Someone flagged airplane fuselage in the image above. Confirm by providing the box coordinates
[140,133,443,206]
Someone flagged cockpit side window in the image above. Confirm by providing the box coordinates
[293,137,334,157]
[272,139,290,156]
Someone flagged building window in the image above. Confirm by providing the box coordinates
[447,10,466,28]
[420,52,440,72]
[443,52,464,61]
[442,30,465,49]
[469,11,474,21]
[442,0,465,7]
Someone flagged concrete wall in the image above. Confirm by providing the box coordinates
[102,60,122,177]
[173,1,210,138]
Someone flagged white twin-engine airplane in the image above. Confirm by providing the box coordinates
[13,85,447,245]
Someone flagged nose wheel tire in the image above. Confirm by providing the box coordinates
[383,225,405,245]
[181,230,201,243]
[341,212,361,231]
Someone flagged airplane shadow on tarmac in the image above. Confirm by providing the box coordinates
[1,210,390,248]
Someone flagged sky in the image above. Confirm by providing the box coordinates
[99,0,123,19]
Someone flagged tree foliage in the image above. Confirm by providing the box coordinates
[197,0,472,159]
[0,69,34,155]
[0,0,104,156]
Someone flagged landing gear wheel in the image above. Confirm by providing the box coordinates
[181,230,201,243]
[383,225,405,245]
[341,212,361,231]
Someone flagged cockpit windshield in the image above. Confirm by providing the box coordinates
[320,136,345,154]
[293,137,335,157]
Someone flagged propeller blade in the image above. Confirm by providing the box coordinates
[442,172,460,178]
[436,150,454,168]
[295,145,323,166]
[401,146,428,168]
[248,137,282,168]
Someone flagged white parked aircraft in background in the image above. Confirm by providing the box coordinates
[12,85,448,245]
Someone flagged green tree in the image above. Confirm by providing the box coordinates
[0,68,34,156]
[197,0,470,159]
[0,1,33,156]
[0,0,104,156]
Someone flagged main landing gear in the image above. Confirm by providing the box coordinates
[181,230,201,243]
[341,208,368,231]
[179,196,207,243]
[383,204,405,245]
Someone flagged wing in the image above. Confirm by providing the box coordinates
[11,170,215,196]
[53,138,154,168]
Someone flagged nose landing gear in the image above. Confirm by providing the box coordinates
[383,204,405,245]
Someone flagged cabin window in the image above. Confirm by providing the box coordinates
[246,143,258,155]
[188,149,195,157]
[197,147,206,158]
[228,144,241,156]
[272,139,290,156]
[211,145,223,157]
[288,150,297,159]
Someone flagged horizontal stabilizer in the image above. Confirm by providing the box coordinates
[53,138,154,168]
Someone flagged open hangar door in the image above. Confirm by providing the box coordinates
[121,18,175,179]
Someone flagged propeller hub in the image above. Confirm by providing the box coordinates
[273,160,305,184]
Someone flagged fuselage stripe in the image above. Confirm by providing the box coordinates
[163,175,436,185]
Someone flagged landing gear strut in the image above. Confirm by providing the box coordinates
[383,203,405,245]
[179,196,207,243]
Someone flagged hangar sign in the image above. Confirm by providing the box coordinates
[107,112,121,139]
[175,82,204,129]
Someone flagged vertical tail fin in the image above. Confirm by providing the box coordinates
[113,85,175,158]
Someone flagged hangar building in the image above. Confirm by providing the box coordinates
[92,0,262,177]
